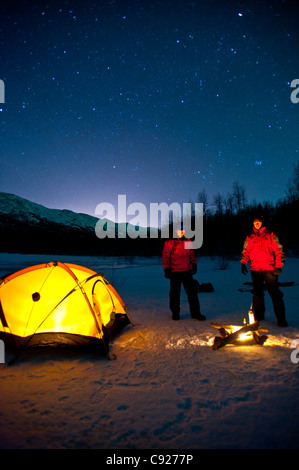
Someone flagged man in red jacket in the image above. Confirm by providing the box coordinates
[162,226,206,321]
[241,215,287,327]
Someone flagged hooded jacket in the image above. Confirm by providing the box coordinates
[162,238,197,272]
[241,226,285,271]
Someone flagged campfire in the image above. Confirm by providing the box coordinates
[211,305,269,350]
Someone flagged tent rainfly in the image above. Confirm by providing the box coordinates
[0,261,131,359]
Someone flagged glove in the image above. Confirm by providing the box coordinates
[191,264,197,275]
[241,264,248,275]
[273,267,282,276]
[164,268,171,279]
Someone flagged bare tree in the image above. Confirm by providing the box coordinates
[232,180,247,213]
[197,189,209,216]
[286,162,299,201]
[223,192,234,214]
[213,192,224,216]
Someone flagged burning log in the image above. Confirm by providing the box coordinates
[210,321,269,350]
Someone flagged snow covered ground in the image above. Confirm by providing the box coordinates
[0,252,298,450]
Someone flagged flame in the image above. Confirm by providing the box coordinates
[248,310,255,325]
[211,305,268,349]
[239,331,253,341]
[227,325,253,341]
[238,304,255,339]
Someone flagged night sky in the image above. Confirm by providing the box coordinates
[0,0,298,225]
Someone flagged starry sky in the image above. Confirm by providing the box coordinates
[0,0,298,225]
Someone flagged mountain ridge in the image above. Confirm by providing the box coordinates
[0,192,160,256]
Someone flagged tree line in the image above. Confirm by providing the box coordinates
[193,163,299,258]
[3,164,297,259]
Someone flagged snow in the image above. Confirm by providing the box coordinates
[0,191,148,237]
[0,253,298,450]
[0,191,97,229]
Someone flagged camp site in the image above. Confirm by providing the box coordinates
[0,0,298,453]
[0,252,298,450]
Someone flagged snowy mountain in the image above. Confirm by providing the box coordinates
[0,192,159,256]
[0,191,98,230]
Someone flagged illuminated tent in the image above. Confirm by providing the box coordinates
[0,262,131,358]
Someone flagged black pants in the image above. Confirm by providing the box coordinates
[251,271,286,323]
[169,271,201,319]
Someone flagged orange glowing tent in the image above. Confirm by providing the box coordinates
[0,261,131,359]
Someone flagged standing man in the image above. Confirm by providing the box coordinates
[241,215,288,327]
[162,225,206,321]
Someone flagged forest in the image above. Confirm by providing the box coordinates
[1,164,298,259]
[194,162,299,258]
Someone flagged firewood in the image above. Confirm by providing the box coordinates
[212,321,262,350]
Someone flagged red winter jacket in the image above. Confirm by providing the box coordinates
[162,238,197,272]
[241,226,285,271]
